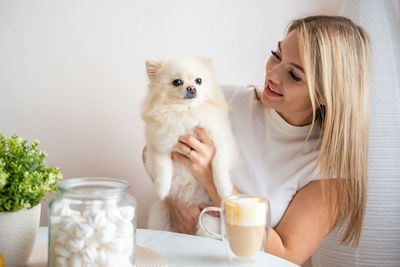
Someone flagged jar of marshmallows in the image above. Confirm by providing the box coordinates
[48,177,137,267]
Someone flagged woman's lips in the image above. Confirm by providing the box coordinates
[264,84,283,97]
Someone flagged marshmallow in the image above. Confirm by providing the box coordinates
[55,230,69,244]
[105,240,124,254]
[118,237,134,256]
[82,246,97,263]
[54,256,68,267]
[66,237,85,253]
[97,223,117,243]
[60,215,84,234]
[119,206,135,221]
[50,215,63,226]
[52,199,73,217]
[53,199,81,217]
[54,244,70,258]
[59,217,76,233]
[116,220,134,237]
[87,210,107,227]
[85,236,101,250]
[96,248,110,265]
[106,208,123,223]
[69,255,83,267]
[75,221,94,240]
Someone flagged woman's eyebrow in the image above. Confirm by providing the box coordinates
[278,41,305,74]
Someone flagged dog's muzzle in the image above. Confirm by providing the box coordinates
[184,86,197,99]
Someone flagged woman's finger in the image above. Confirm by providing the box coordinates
[172,151,195,167]
[174,141,193,156]
[178,134,204,152]
[173,143,199,162]
[198,203,209,210]
[207,211,220,217]
[199,203,220,217]
[195,126,214,146]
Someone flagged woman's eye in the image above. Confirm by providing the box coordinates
[289,71,301,82]
[195,78,202,85]
[172,79,183,86]
[271,50,281,60]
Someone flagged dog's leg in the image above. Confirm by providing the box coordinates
[212,152,233,199]
[146,149,173,199]
[154,153,173,199]
[208,124,236,199]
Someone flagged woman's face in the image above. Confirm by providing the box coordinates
[261,30,313,126]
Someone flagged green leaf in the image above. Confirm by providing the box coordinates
[0,131,63,212]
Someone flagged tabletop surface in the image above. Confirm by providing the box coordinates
[33,227,299,267]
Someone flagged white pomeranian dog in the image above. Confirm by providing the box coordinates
[141,57,237,237]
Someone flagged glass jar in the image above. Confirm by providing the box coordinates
[48,177,137,267]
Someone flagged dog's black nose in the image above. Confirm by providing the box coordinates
[186,86,196,93]
[184,86,197,99]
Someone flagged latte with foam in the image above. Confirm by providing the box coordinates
[225,196,267,258]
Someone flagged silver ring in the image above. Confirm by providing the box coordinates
[185,149,192,157]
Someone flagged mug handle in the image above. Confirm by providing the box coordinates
[199,207,223,240]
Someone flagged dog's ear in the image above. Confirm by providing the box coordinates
[201,57,213,66]
[145,60,162,78]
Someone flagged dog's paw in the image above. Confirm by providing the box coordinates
[216,181,233,199]
[156,184,170,200]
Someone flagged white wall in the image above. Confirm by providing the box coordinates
[0,0,343,227]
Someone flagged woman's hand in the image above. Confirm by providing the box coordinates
[166,197,209,235]
[171,126,216,188]
[172,126,224,206]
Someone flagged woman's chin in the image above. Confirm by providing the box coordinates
[261,91,281,109]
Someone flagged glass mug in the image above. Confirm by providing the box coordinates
[199,195,271,261]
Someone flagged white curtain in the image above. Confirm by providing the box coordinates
[311,0,400,266]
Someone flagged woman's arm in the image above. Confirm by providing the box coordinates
[266,179,337,265]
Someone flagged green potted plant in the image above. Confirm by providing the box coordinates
[0,132,62,266]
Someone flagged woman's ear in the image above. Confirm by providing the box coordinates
[315,89,326,106]
[317,95,326,106]
[145,60,162,78]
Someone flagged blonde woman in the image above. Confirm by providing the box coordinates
[152,15,371,265]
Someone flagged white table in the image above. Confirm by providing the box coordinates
[33,227,299,267]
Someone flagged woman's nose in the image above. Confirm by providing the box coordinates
[266,66,283,85]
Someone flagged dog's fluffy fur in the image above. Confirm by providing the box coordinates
[142,57,236,236]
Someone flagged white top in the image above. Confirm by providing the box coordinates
[222,85,321,228]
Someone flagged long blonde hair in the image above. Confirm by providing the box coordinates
[288,16,372,247]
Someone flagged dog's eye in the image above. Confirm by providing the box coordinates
[172,79,183,87]
[195,78,202,85]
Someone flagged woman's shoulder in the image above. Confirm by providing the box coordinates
[220,84,266,135]
[220,84,262,104]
